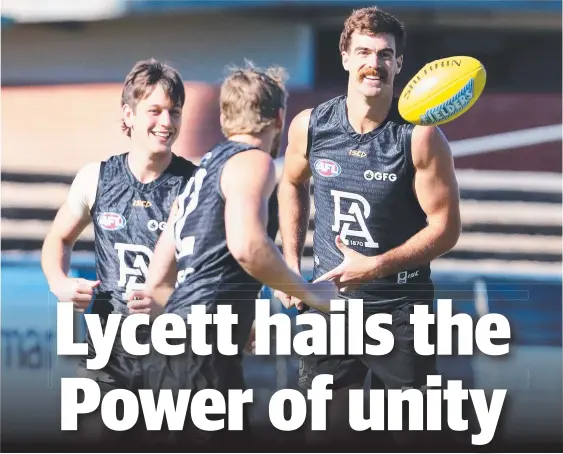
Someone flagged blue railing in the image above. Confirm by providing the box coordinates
[126,0,562,14]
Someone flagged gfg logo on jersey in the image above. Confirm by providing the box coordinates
[115,242,153,297]
[147,219,166,232]
[331,190,378,248]
[315,159,341,178]
[97,212,126,231]
[364,170,397,182]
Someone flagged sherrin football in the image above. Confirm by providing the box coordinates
[398,56,486,126]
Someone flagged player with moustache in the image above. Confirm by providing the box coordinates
[276,6,466,448]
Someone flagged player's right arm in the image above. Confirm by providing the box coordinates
[222,149,336,312]
[278,109,313,272]
[276,109,313,306]
[41,162,101,309]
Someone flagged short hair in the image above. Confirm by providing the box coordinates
[121,58,185,137]
[219,61,288,137]
[339,6,406,57]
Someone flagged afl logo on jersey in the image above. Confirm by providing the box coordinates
[97,212,126,231]
[314,159,341,178]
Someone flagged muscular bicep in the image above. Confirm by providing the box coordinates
[47,162,100,244]
[47,203,92,246]
[66,162,100,218]
[412,126,461,230]
[281,109,313,185]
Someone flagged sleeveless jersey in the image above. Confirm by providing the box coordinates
[308,95,432,304]
[90,152,196,315]
[166,140,264,323]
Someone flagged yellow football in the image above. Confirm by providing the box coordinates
[398,56,486,126]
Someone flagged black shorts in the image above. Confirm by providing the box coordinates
[298,299,437,392]
[143,324,246,394]
[77,326,148,395]
[77,294,147,394]
[297,294,478,449]
[142,305,253,446]
[74,314,151,446]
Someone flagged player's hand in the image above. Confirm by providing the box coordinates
[273,289,304,311]
[244,320,256,354]
[302,280,339,314]
[51,277,100,311]
[127,290,163,319]
[313,235,374,292]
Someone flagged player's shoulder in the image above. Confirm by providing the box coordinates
[290,94,345,130]
[67,161,102,214]
[288,109,314,137]
[304,94,345,125]
[222,148,274,189]
[411,124,451,168]
[411,124,447,146]
[316,94,346,112]
[229,147,271,162]
[78,160,102,172]
[225,147,273,173]
[74,161,102,182]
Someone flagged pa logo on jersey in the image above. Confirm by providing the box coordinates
[314,159,341,178]
[97,212,126,231]
[332,190,378,249]
[115,243,153,297]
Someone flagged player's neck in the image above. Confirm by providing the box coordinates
[227,132,272,154]
[127,149,173,184]
[346,90,393,134]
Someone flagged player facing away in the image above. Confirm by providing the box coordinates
[41,59,197,442]
[277,6,466,448]
[140,63,337,445]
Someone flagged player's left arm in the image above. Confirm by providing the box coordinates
[372,125,461,277]
[315,125,461,287]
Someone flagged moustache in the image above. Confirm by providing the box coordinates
[359,67,388,82]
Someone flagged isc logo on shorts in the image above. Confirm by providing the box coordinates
[398,270,419,284]
[97,212,126,231]
[314,159,341,178]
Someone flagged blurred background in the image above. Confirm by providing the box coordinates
[1,0,562,449]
